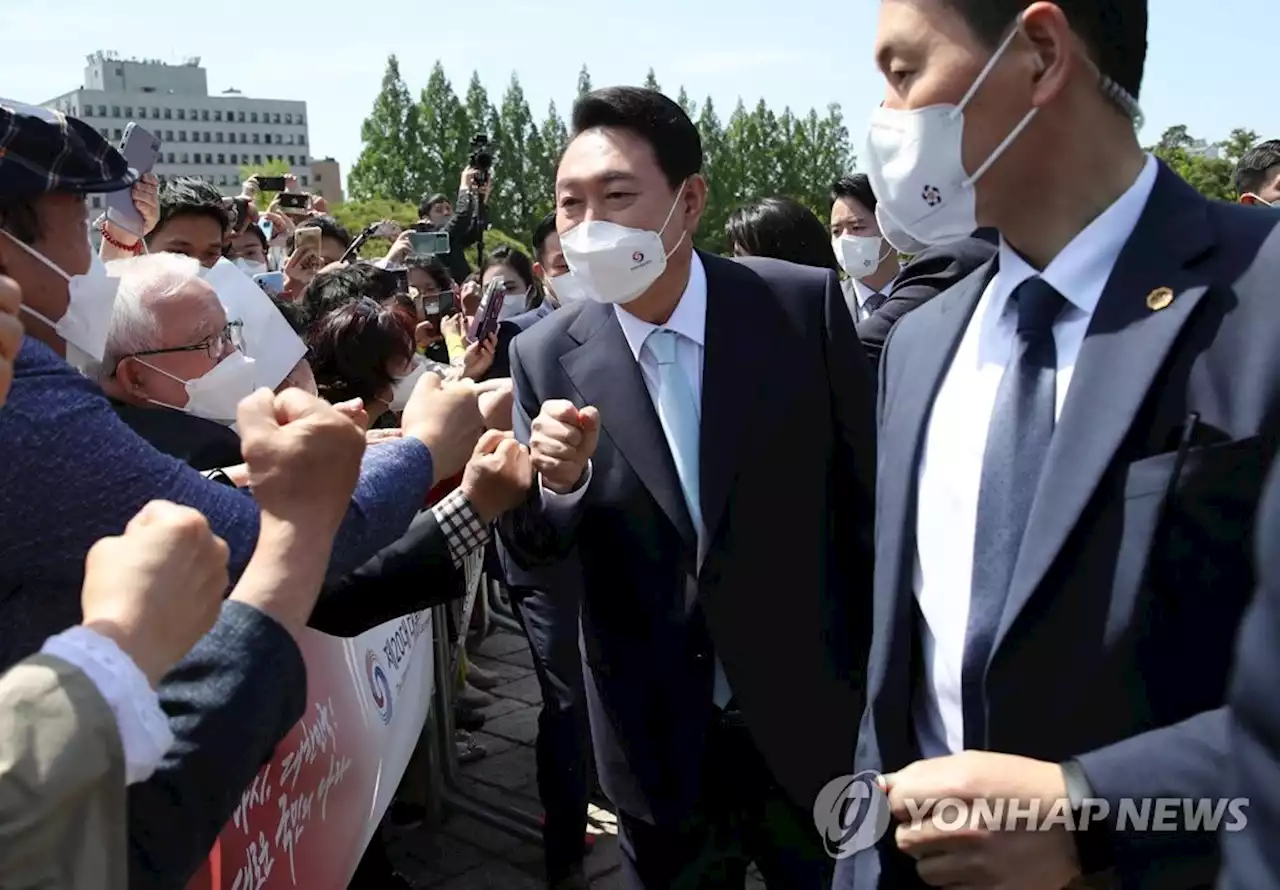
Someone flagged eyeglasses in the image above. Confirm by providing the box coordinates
[125,321,245,363]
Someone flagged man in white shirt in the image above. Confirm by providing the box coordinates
[500,86,877,890]
[843,2,1280,890]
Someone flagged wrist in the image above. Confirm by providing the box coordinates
[229,516,335,637]
[457,483,497,525]
[82,620,167,687]
[98,218,143,253]
[544,466,587,495]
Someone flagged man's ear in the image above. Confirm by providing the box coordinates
[532,261,546,281]
[115,356,145,393]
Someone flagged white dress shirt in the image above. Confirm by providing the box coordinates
[843,277,891,322]
[41,626,174,785]
[542,254,733,705]
[911,154,1159,757]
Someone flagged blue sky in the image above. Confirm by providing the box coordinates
[2,0,1274,192]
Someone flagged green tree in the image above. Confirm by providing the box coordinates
[1148,124,1236,201]
[643,68,660,92]
[1223,128,1261,166]
[676,87,697,120]
[576,65,593,98]
[495,74,545,241]
[696,98,733,253]
[416,63,470,205]
[348,56,425,202]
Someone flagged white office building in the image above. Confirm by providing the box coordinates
[43,52,314,215]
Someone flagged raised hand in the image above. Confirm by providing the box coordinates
[530,400,600,494]
[400,373,485,484]
[460,430,534,522]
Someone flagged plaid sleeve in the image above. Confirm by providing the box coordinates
[430,486,490,567]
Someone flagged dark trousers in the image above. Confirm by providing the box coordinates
[617,711,833,890]
[510,585,592,884]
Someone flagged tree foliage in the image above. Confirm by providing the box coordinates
[1148,125,1261,202]
[349,61,856,255]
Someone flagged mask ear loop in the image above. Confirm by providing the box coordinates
[660,178,691,260]
[957,19,1040,188]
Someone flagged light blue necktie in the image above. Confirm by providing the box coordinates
[645,329,732,707]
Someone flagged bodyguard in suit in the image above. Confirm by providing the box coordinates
[500,86,877,889]
[831,174,902,323]
[1219,461,1280,890]
[842,2,1280,889]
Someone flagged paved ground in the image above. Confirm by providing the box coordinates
[386,630,766,889]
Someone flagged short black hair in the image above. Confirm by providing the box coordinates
[300,261,398,323]
[418,192,451,219]
[404,254,454,291]
[531,212,558,264]
[1235,140,1280,197]
[726,197,840,274]
[150,176,228,242]
[831,175,877,213]
[285,214,351,253]
[571,87,702,188]
[942,0,1147,100]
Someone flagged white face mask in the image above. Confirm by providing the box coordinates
[545,270,587,307]
[560,183,688,305]
[833,235,889,280]
[234,258,268,277]
[2,233,120,367]
[389,355,430,412]
[138,350,258,425]
[864,20,1035,248]
[497,288,529,320]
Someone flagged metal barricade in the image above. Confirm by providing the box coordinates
[426,556,544,843]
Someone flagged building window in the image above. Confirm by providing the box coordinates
[124,106,133,118]
[254,154,262,164]
[178,130,186,142]
[163,108,171,119]
[272,113,280,124]
[252,133,259,144]
[237,133,245,144]
[250,112,258,124]
[181,153,189,163]
[97,105,107,116]
[217,175,226,186]
[298,115,305,126]
[234,111,242,123]
[162,130,171,141]
[201,110,209,122]
[152,108,160,119]
[111,106,120,117]
[214,110,222,122]
[112,129,122,140]
[215,132,223,144]
[216,153,225,164]
[90,195,102,209]
[137,107,146,119]
[298,136,306,147]
[176,109,184,121]
[301,176,309,187]
[285,113,293,125]
[166,152,175,163]
[204,153,212,164]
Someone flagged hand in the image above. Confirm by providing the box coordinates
[241,176,260,199]
[400,373,485,485]
[461,430,534,523]
[530,400,599,494]
[332,397,370,431]
[0,275,23,409]
[461,166,481,191]
[366,427,404,445]
[81,501,229,686]
[885,751,1080,890]
[236,388,366,538]
[440,312,463,340]
[461,332,498,380]
[310,195,329,214]
[477,378,514,431]
[459,280,482,316]
[283,243,321,289]
[385,230,414,264]
[101,173,159,246]
[263,211,293,245]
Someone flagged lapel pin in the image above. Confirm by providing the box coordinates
[1146,287,1174,311]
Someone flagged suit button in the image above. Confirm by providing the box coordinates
[693,651,708,662]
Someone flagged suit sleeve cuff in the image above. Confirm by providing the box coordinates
[1061,758,1114,875]
[538,461,592,508]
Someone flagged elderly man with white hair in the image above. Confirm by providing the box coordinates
[99,252,256,472]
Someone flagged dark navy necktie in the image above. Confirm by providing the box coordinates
[962,276,1066,750]
[863,292,887,316]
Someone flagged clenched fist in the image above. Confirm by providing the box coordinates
[461,430,535,522]
[237,387,366,538]
[401,372,485,485]
[81,501,229,686]
[530,400,600,494]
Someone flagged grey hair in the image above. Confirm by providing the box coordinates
[96,252,204,382]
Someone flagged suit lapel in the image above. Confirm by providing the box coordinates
[994,164,1217,650]
[698,253,788,548]
[559,303,698,547]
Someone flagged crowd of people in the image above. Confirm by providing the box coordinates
[3,1,1280,889]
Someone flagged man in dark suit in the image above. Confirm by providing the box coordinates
[1220,463,1280,890]
[841,2,1280,889]
[500,86,877,889]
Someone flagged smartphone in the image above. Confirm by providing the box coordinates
[278,192,310,212]
[420,290,455,325]
[106,123,161,236]
[408,230,450,256]
[259,217,274,243]
[468,278,507,343]
[294,226,321,255]
[387,267,409,294]
[229,196,253,235]
[254,271,286,297]
[256,175,287,192]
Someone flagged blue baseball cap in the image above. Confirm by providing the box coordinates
[0,98,137,199]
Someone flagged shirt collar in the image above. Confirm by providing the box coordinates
[851,277,885,308]
[614,251,707,361]
[992,153,1159,318]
